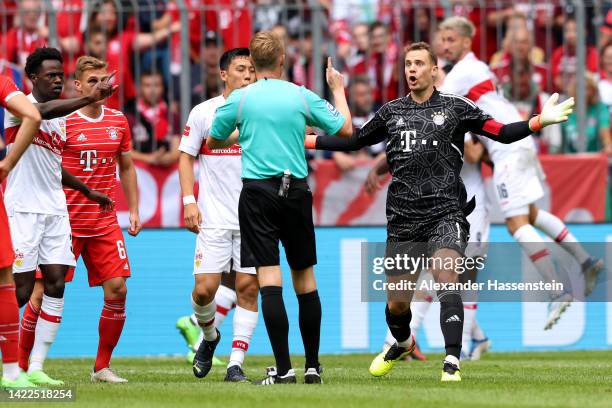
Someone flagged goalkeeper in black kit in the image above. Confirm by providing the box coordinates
[305,42,573,382]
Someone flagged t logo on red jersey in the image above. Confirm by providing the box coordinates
[80,150,98,172]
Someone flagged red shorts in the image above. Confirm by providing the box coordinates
[36,227,131,286]
[0,197,14,269]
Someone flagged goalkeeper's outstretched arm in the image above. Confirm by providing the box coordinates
[471,93,574,144]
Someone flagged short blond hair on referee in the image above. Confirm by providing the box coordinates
[249,31,284,72]
[439,16,476,39]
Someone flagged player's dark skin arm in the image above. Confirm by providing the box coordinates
[33,71,117,120]
[61,167,114,211]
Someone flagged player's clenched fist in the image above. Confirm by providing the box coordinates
[184,203,201,234]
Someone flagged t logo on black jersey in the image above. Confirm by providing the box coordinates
[401,130,416,151]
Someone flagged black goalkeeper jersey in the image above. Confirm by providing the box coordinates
[356,89,493,226]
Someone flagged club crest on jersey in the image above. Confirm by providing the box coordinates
[431,111,447,126]
[107,128,119,140]
[50,131,62,146]
[14,250,24,267]
[195,250,203,268]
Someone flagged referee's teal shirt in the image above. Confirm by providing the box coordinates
[210,78,345,179]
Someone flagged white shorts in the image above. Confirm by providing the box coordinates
[9,212,76,273]
[493,150,545,218]
[465,207,490,259]
[193,228,255,275]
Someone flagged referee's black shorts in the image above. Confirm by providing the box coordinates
[239,177,317,270]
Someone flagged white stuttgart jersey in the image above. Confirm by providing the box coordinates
[179,95,242,230]
[460,134,486,212]
[441,52,536,163]
[3,93,68,215]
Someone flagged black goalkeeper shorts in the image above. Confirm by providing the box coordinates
[387,210,470,256]
[239,177,317,270]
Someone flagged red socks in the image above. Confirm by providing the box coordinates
[18,300,40,371]
[95,298,126,372]
[0,284,19,365]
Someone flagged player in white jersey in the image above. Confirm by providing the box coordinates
[439,17,603,330]
[3,48,114,385]
[178,48,259,382]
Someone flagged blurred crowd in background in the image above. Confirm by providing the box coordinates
[0,0,611,171]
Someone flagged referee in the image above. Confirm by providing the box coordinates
[207,31,352,385]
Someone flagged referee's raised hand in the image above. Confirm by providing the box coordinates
[326,57,345,91]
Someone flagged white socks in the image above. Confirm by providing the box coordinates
[191,296,217,342]
[3,363,19,380]
[214,285,237,328]
[228,306,258,368]
[410,295,433,334]
[29,295,63,373]
[471,319,486,342]
[513,225,558,286]
[462,302,477,347]
[534,210,590,264]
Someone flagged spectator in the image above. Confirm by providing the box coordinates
[513,1,564,52]
[343,23,368,78]
[89,0,177,111]
[598,42,612,109]
[491,27,550,93]
[550,17,599,93]
[190,30,223,105]
[199,0,252,50]
[131,70,180,166]
[138,0,174,86]
[55,0,85,75]
[84,25,108,60]
[1,0,47,89]
[601,5,612,49]
[331,76,378,172]
[289,31,327,93]
[450,0,512,62]
[367,21,399,107]
[500,58,560,153]
[562,73,612,154]
[489,12,545,66]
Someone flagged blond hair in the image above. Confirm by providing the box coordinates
[439,16,476,39]
[249,31,284,71]
[75,55,107,79]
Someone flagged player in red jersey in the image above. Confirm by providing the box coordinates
[20,55,141,383]
[64,56,140,383]
[0,75,41,388]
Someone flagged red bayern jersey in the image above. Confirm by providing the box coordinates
[0,74,22,108]
[62,106,132,237]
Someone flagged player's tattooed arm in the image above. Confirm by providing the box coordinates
[61,167,114,211]
[35,71,117,120]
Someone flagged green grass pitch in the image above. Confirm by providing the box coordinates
[4,351,612,408]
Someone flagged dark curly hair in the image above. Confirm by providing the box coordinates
[24,47,63,78]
